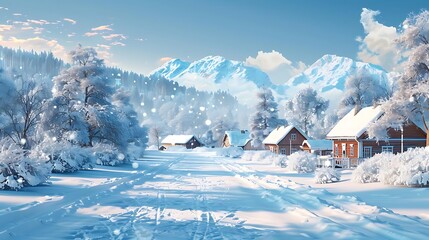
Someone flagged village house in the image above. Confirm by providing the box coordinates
[263,126,308,155]
[301,139,333,156]
[326,106,426,166]
[161,135,202,150]
[222,130,253,150]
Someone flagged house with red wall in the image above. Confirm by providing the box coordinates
[263,126,308,155]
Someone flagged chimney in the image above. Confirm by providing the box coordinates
[354,104,361,115]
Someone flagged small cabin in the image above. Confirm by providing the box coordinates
[262,126,308,155]
[222,130,252,150]
[301,140,333,156]
[161,135,202,149]
[326,106,426,165]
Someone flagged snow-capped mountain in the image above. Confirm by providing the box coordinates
[150,54,391,109]
[283,54,390,110]
[285,54,389,92]
[150,56,278,106]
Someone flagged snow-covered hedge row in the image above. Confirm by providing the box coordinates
[315,167,341,184]
[216,147,243,158]
[0,140,50,190]
[92,143,127,166]
[285,151,317,173]
[352,148,429,186]
[241,150,287,166]
[31,140,94,173]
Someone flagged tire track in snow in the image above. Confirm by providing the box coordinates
[218,158,429,239]
[0,154,184,239]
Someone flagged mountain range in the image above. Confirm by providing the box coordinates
[150,54,391,109]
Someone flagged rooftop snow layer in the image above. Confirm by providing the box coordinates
[326,106,383,139]
[302,140,333,150]
[225,130,251,147]
[262,126,307,145]
[162,135,195,144]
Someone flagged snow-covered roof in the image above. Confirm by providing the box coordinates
[262,126,308,145]
[161,135,195,144]
[302,140,333,150]
[225,130,251,147]
[326,106,383,139]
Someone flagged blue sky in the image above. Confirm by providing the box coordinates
[0,0,427,81]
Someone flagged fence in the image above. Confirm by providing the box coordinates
[317,156,365,169]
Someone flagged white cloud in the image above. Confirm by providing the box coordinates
[84,32,98,37]
[0,25,12,32]
[103,33,127,41]
[0,36,68,60]
[63,18,76,24]
[26,19,51,25]
[111,41,125,46]
[357,8,404,72]
[91,25,112,31]
[159,57,173,66]
[245,50,307,84]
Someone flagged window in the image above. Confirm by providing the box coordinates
[363,147,372,158]
[280,148,286,155]
[269,146,275,153]
[341,143,346,158]
[291,133,297,141]
[334,144,338,157]
[382,146,393,153]
[350,144,354,156]
[291,147,298,154]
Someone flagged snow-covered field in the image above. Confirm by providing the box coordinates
[0,150,428,239]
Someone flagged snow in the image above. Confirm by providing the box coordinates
[303,139,333,150]
[262,125,307,145]
[0,150,428,239]
[224,130,251,147]
[326,106,383,139]
[161,135,195,145]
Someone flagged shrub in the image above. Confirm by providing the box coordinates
[285,151,317,173]
[30,139,94,173]
[92,143,127,166]
[315,167,341,184]
[0,139,50,190]
[216,147,243,158]
[240,150,287,166]
[352,148,429,186]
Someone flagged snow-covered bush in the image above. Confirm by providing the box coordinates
[353,148,429,186]
[127,142,144,161]
[241,150,287,166]
[216,147,243,158]
[315,167,341,184]
[285,151,317,173]
[0,139,50,190]
[30,140,94,173]
[352,153,389,183]
[92,143,127,166]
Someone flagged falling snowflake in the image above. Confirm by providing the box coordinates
[52,137,57,142]
[171,95,175,99]
[140,102,145,106]
[117,153,125,161]
[143,112,147,117]
[199,106,206,111]
[205,120,212,126]
[132,162,139,169]
[151,108,157,113]
[20,138,27,145]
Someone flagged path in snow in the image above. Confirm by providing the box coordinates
[0,150,428,239]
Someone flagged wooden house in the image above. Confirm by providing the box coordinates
[262,126,308,155]
[326,106,426,165]
[161,135,202,149]
[301,140,333,156]
[222,130,253,150]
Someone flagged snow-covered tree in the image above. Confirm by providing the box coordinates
[202,118,238,147]
[1,78,46,149]
[285,87,329,137]
[148,125,162,149]
[338,69,391,117]
[249,88,286,148]
[367,10,429,145]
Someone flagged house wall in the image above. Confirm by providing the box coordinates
[223,135,231,147]
[265,128,307,155]
[243,141,253,150]
[359,122,426,157]
[185,137,202,149]
[332,140,359,159]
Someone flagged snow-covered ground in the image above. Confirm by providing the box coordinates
[0,150,428,239]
